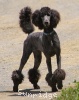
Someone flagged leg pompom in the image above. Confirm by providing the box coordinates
[45,73,53,87]
[53,69,66,89]
[53,69,66,80]
[11,70,24,92]
[45,73,58,92]
[28,68,40,89]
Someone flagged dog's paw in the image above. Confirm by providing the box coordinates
[52,87,58,92]
[13,85,18,92]
[33,84,40,89]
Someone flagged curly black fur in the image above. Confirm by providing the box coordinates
[28,68,40,89]
[45,73,53,87]
[50,9,60,28]
[53,69,66,80]
[32,10,43,29]
[12,70,24,92]
[45,73,58,92]
[53,69,66,90]
[46,69,66,92]
[19,7,34,34]
[32,7,60,29]
[20,6,60,32]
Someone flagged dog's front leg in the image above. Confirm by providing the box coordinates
[46,57,52,74]
[56,52,61,69]
[28,51,41,89]
[45,57,58,92]
[54,49,66,90]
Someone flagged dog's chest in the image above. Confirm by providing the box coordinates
[32,33,56,56]
[34,35,43,51]
[43,39,55,56]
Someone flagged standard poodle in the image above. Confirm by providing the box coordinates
[12,7,66,92]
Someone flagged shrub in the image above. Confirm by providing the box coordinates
[57,83,79,100]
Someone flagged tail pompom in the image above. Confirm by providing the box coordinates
[54,69,66,81]
[19,7,34,34]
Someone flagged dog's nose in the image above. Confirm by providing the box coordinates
[45,22,48,25]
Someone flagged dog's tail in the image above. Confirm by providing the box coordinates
[19,7,34,34]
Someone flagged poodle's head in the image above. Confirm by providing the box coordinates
[32,7,60,30]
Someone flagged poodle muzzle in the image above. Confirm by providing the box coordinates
[42,15,50,27]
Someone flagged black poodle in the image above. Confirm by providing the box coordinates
[12,7,66,92]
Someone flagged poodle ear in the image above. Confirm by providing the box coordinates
[32,10,43,30]
[50,9,60,28]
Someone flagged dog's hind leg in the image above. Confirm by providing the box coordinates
[53,48,66,90]
[46,57,52,74]
[56,48,61,69]
[19,40,32,72]
[12,40,32,92]
[28,51,42,89]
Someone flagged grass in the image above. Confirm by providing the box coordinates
[56,83,79,100]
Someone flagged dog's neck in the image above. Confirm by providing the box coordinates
[44,27,53,35]
[43,27,54,43]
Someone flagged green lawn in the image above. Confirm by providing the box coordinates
[57,83,79,100]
